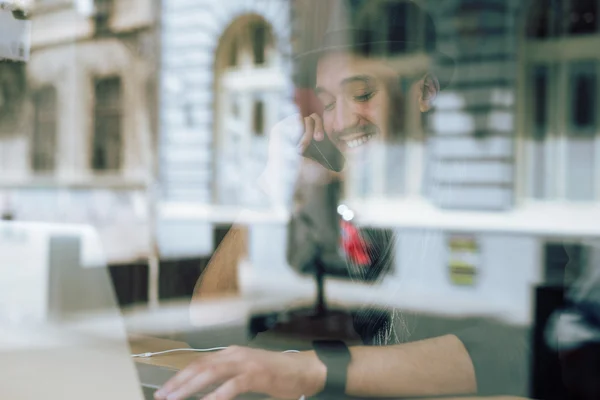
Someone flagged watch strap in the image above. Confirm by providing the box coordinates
[312,340,352,397]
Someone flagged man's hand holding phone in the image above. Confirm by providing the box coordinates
[298,113,325,153]
[298,113,345,173]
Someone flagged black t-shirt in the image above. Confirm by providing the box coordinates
[286,176,530,397]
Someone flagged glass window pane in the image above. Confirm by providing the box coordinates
[533,66,548,139]
[351,150,373,198]
[531,65,550,199]
[544,243,588,287]
[566,138,595,200]
[567,0,598,35]
[252,23,266,65]
[386,2,408,54]
[32,87,57,173]
[229,37,238,67]
[424,10,436,52]
[384,143,406,196]
[566,61,597,201]
[570,61,597,132]
[253,100,265,136]
[93,77,122,171]
[95,77,121,107]
[527,0,552,38]
[105,117,122,170]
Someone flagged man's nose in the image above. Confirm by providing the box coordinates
[333,97,358,132]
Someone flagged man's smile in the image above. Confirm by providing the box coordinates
[335,125,379,150]
[340,132,377,148]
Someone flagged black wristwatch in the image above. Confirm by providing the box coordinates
[312,340,352,398]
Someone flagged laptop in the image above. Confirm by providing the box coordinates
[0,221,265,400]
[0,221,145,398]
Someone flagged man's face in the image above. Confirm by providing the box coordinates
[315,51,398,156]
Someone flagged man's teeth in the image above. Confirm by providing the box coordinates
[345,134,374,148]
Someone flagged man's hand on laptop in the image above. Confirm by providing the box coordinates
[154,345,325,400]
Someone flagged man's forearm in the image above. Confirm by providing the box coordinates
[306,334,477,398]
[192,225,247,300]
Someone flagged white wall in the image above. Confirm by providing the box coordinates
[243,224,543,326]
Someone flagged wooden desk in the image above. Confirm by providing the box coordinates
[128,335,530,400]
[130,335,202,371]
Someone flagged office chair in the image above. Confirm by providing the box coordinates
[248,178,393,345]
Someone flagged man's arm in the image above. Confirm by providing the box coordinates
[322,334,477,398]
[191,225,247,300]
[155,334,478,400]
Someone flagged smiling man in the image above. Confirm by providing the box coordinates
[297,36,440,170]
[155,3,528,400]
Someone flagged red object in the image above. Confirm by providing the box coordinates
[340,220,371,266]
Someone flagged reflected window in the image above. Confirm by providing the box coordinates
[386,2,408,54]
[31,86,57,173]
[223,17,273,68]
[526,61,599,201]
[528,0,598,38]
[228,37,238,67]
[213,16,284,207]
[251,22,267,65]
[348,0,434,200]
[94,0,114,34]
[545,242,588,287]
[355,0,432,56]
[530,65,550,199]
[533,66,549,141]
[568,0,598,35]
[524,2,600,202]
[567,61,597,200]
[570,61,597,132]
[252,99,265,136]
[92,77,122,172]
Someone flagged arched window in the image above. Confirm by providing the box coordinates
[220,16,275,69]
[213,15,286,207]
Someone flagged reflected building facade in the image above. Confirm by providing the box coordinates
[0,0,159,304]
[169,0,600,326]
[1,0,599,317]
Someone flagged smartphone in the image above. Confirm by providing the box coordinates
[302,132,346,172]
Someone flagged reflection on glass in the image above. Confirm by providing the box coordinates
[531,65,549,199]
[567,0,598,35]
[32,86,57,173]
[93,77,122,172]
[528,0,598,38]
[567,60,597,201]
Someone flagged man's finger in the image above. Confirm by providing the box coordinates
[202,375,252,400]
[162,363,234,400]
[310,113,324,141]
[299,116,315,153]
[155,363,203,399]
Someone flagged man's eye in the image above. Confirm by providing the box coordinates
[324,102,335,111]
[354,92,375,102]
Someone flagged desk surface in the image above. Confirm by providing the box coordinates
[128,335,530,400]
[130,335,201,370]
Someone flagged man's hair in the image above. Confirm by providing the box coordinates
[293,1,452,89]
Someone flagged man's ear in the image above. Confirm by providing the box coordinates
[418,73,440,113]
